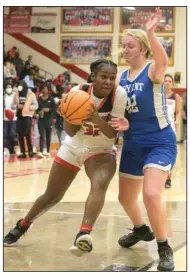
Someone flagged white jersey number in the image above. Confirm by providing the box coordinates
[126,94,139,113]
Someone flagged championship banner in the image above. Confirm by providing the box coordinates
[31,16,56,33]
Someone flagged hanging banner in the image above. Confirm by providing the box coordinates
[4,15,9,33]
[31,16,56,33]
[4,15,31,33]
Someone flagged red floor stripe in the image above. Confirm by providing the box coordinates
[4,152,57,164]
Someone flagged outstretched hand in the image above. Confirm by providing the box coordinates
[108,117,129,131]
[146,7,162,33]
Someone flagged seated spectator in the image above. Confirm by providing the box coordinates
[4,62,17,79]
[4,83,20,156]
[25,55,34,69]
[14,80,38,158]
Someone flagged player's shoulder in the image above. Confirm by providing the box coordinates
[69,85,80,92]
[115,85,127,97]
[70,83,91,93]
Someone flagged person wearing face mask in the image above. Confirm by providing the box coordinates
[4,83,19,156]
[14,81,38,158]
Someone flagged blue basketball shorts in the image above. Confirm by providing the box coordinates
[119,126,177,179]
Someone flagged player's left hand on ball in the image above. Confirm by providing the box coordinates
[109,117,130,131]
[85,103,98,121]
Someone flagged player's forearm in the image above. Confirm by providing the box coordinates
[95,117,117,139]
[147,32,168,68]
[64,120,81,137]
[175,112,181,124]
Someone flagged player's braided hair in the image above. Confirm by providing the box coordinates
[87,59,117,83]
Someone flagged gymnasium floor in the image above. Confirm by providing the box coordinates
[4,143,187,271]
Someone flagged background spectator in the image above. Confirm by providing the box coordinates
[182,92,187,142]
[25,55,34,69]
[23,69,36,92]
[12,51,24,79]
[4,62,17,79]
[14,80,38,158]
[4,82,19,156]
[37,84,56,157]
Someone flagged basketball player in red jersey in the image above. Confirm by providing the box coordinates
[4,59,129,257]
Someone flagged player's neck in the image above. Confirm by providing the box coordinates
[129,59,149,73]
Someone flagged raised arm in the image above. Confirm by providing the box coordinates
[147,7,169,83]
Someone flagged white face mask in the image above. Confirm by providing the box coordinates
[18,85,23,91]
[6,88,13,94]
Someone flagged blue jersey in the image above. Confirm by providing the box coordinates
[120,63,170,136]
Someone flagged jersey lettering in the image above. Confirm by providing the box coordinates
[83,122,100,136]
[124,82,144,93]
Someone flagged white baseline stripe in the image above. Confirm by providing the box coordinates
[4,208,186,222]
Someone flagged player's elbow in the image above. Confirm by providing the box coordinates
[105,130,117,139]
[65,129,77,137]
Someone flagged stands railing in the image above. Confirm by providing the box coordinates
[39,68,54,81]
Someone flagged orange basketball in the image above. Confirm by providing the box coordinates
[59,90,94,125]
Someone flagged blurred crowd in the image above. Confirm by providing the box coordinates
[3,45,78,159]
[3,45,187,159]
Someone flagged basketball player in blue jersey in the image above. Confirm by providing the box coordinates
[110,8,176,271]
[4,60,129,257]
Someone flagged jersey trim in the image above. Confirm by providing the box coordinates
[143,163,171,172]
[153,83,170,129]
[55,156,80,172]
[127,62,151,82]
[161,84,170,125]
[119,172,144,179]
[111,85,118,106]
